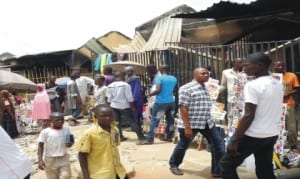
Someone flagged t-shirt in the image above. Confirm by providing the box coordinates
[155,74,177,103]
[76,124,126,179]
[94,85,108,105]
[38,127,71,157]
[244,76,283,138]
[283,72,300,106]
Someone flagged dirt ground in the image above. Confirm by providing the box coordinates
[15,117,300,179]
[15,117,256,179]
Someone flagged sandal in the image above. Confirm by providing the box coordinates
[169,167,184,175]
[211,173,221,178]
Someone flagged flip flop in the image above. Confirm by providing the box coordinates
[169,167,184,175]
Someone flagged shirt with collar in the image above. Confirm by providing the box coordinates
[220,68,248,103]
[177,80,214,129]
[107,81,134,109]
[76,123,126,179]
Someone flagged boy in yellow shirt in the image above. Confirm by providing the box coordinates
[77,104,129,179]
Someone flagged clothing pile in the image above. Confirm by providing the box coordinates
[280,150,300,168]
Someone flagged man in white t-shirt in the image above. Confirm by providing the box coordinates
[220,52,283,179]
[38,112,74,179]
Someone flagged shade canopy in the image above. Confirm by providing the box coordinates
[0,70,37,92]
[104,61,146,74]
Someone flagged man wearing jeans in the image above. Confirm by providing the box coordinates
[220,52,284,179]
[168,67,225,177]
[142,65,177,144]
[107,72,145,144]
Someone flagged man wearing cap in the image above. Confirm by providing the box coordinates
[125,66,144,126]
[106,72,145,143]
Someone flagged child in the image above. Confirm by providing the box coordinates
[77,104,129,179]
[38,112,74,179]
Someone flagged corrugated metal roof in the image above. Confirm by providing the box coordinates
[77,37,111,59]
[97,31,131,52]
[141,16,182,51]
[114,32,146,53]
[173,0,300,21]
[136,4,195,41]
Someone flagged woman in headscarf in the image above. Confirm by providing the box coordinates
[0,90,19,138]
[32,84,51,129]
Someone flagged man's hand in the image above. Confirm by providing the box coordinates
[227,140,239,157]
[184,127,193,138]
[38,160,46,170]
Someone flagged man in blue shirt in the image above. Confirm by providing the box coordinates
[142,65,177,144]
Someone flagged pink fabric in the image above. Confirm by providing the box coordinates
[32,84,51,121]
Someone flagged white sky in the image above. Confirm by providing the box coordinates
[0,0,254,56]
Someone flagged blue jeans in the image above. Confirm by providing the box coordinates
[112,108,145,140]
[220,135,277,179]
[147,102,175,141]
[169,125,225,174]
[71,107,82,119]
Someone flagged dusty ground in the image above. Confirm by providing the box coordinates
[15,117,300,179]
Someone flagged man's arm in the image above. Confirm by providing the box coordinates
[179,105,193,138]
[216,72,227,103]
[38,142,45,170]
[79,152,90,179]
[228,103,256,155]
[149,84,161,96]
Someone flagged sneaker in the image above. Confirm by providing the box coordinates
[169,166,184,175]
[140,140,154,145]
[160,138,173,142]
[121,137,128,142]
[211,173,221,178]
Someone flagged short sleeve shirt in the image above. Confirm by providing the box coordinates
[283,72,300,106]
[76,124,126,179]
[244,76,283,138]
[94,85,108,105]
[155,74,177,103]
[177,80,214,129]
[38,127,70,157]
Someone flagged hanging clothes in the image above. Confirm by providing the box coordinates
[94,54,102,71]
[106,53,112,65]
[100,54,107,74]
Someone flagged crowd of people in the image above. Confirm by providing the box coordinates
[0,52,299,179]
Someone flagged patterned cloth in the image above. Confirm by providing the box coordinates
[177,80,214,129]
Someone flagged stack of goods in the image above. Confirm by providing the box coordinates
[15,102,38,134]
[274,104,288,155]
[205,78,227,122]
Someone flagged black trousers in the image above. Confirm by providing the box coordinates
[219,135,277,179]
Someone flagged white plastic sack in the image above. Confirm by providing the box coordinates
[0,127,32,178]
[242,154,255,172]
